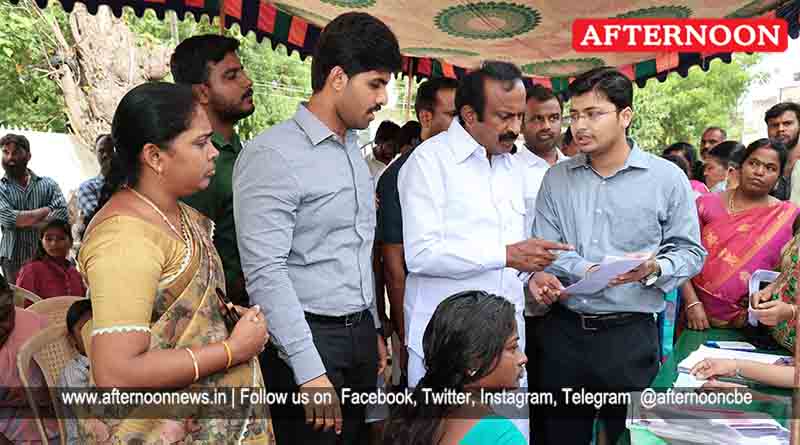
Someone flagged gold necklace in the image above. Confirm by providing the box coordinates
[128,187,185,242]
[727,189,737,214]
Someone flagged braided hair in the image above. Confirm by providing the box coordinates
[83,82,198,231]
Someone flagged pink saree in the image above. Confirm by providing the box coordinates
[691,193,799,327]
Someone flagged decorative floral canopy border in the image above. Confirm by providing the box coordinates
[11,0,800,92]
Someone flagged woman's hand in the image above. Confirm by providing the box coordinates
[691,358,737,380]
[751,285,775,307]
[686,302,710,331]
[227,305,269,365]
[700,379,747,389]
[751,300,795,326]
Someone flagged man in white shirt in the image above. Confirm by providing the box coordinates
[398,61,571,440]
[364,120,400,179]
[516,84,569,240]
[515,83,568,440]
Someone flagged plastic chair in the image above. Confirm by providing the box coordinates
[17,323,78,445]
[27,296,84,329]
[12,284,41,307]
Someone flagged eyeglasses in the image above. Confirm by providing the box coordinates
[564,109,618,125]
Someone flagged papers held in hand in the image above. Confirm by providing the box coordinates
[563,254,650,295]
[748,269,780,326]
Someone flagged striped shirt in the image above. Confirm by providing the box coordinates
[0,170,68,268]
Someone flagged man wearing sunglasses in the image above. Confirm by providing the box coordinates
[527,67,706,445]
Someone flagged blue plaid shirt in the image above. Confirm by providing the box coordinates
[75,175,104,219]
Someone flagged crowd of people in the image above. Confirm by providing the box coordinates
[1,9,800,445]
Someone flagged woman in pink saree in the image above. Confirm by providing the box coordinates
[683,139,799,329]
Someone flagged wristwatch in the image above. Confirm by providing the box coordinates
[640,261,662,287]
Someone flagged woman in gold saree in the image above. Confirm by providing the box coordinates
[77,82,274,444]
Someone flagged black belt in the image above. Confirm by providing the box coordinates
[304,309,370,327]
[552,304,651,331]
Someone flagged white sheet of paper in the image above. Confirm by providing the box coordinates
[748,269,780,326]
[673,372,707,388]
[563,255,647,295]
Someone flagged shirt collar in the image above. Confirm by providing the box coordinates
[568,138,649,170]
[2,169,38,184]
[447,119,514,168]
[293,103,357,148]
[518,145,566,168]
[211,132,242,154]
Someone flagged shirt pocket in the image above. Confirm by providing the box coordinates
[507,197,528,243]
[613,208,663,252]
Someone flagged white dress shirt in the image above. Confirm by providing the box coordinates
[364,150,389,180]
[514,145,567,315]
[398,119,528,358]
[515,145,568,206]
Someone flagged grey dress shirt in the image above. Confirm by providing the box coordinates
[234,104,380,385]
[533,140,707,314]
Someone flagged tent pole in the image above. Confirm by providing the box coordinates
[405,62,413,121]
[218,0,225,35]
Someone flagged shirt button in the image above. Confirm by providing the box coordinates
[601,181,607,185]
[595,209,602,214]
[593,239,599,244]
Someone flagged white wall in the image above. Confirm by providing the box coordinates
[0,127,100,198]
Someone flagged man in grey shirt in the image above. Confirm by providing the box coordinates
[527,67,706,445]
[233,12,402,445]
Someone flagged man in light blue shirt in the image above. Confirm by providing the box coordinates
[527,67,706,445]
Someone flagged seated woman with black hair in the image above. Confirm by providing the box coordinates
[16,219,86,301]
[385,290,527,445]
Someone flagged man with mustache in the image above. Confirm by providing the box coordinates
[234,12,402,445]
[527,67,706,445]
[700,126,726,157]
[764,102,800,201]
[518,84,569,216]
[0,133,68,284]
[399,61,572,441]
[171,34,255,307]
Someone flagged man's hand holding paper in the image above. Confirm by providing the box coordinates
[562,253,652,295]
[608,255,659,287]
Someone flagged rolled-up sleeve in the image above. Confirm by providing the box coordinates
[399,151,506,278]
[653,177,706,293]
[46,179,68,220]
[233,145,325,386]
[534,172,593,282]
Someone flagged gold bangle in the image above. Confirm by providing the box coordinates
[185,348,199,383]
[685,301,703,312]
[222,341,233,369]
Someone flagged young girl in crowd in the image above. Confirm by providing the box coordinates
[16,219,86,300]
[386,290,527,445]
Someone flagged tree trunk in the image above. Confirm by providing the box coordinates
[44,3,171,152]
